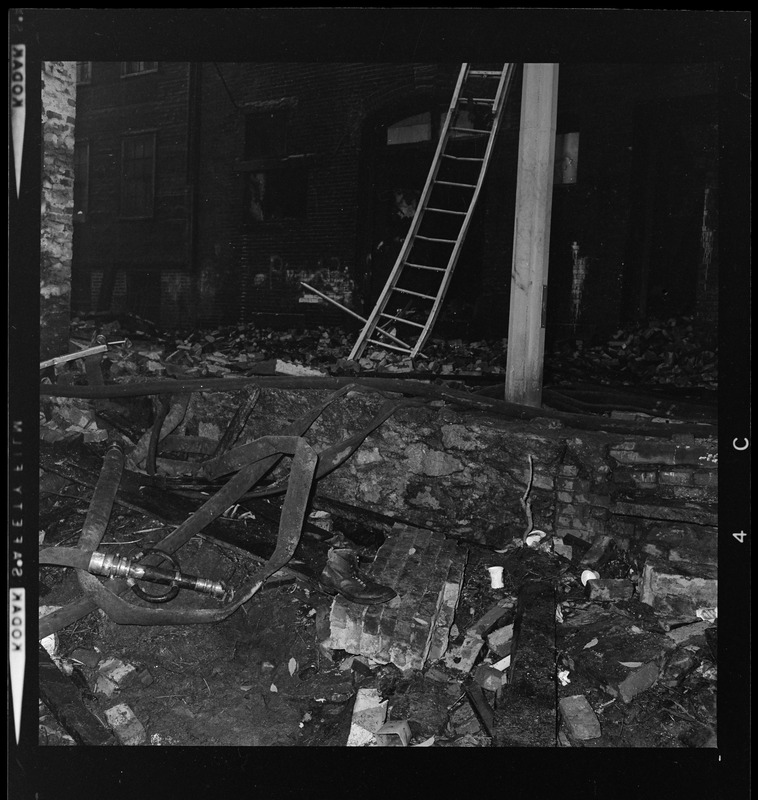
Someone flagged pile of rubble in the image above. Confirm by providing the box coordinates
[35,312,718,748]
[65,312,716,393]
[548,316,718,392]
[36,510,719,747]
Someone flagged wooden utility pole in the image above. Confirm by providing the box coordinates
[505,63,559,407]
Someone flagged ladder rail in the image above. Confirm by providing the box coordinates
[349,63,516,362]
[347,64,472,362]
[411,63,517,357]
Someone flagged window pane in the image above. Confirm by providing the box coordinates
[121,134,154,216]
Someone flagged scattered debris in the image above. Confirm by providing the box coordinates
[375,720,412,747]
[95,657,139,698]
[579,534,615,567]
[617,661,661,704]
[580,569,600,586]
[473,664,507,692]
[587,578,635,602]
[640,559,718,619]
[346,688,388,746]
[486,565,504,588]
[35,313,718,748]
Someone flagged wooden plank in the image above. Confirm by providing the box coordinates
[505,63,559,407]
[38,645,117,746]
[465,684,495,737]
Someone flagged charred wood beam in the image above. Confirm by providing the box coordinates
[212,386,261,457]
[40,376,716,437]
[39,645,116,746]
[39,447,330,576]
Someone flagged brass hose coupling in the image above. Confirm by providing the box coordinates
[88,550,228,602]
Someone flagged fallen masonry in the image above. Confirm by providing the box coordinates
[36,347,719,748]
[327,524,468,671]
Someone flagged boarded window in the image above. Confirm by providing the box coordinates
[120,133,155,217]
[76,62,92,84]
[74,141,89,220]
[121,62,158,77]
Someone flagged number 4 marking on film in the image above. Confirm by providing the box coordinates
[732,530,747,543]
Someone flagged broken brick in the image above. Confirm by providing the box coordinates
[473,664,507,692]
[104,703,147,746]
[466,598,515,638]
[578,533,614,567]
[486,623,514,657]
[617,661,660,703]
[445,634,485,673]
[559,695,601,740]
[587,578,634,602]
[639,559,718,618]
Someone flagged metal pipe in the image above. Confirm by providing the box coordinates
[39,344,108,370]
[300,282,368,323]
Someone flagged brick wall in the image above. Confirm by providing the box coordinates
[195,62,460,326]
[72,61,718,332]
[73,62,192,326]
[41,61,76,360]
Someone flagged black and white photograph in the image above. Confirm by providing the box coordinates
[8,8,750,798]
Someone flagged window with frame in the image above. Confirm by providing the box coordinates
[74,141,90,221]
[242,109,308,223]
[120,132,155,218]
[76,62,92,85]
[121,62,158,77]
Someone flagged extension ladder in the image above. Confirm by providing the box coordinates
[349,63,517,362]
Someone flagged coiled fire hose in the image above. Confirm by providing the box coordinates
[39,436,317,631]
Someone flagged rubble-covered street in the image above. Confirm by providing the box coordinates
[37,315,717,748]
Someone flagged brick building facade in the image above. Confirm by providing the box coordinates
[72,61,719,338]
[41,61,76,360]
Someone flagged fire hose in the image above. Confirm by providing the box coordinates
[39,436,317,632]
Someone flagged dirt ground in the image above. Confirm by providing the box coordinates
[38,483,716,748]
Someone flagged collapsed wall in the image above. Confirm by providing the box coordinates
[178,387,717,607]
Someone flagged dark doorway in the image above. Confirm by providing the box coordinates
[624,96,718,322]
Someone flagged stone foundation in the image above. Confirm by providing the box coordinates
[173,386,717,615]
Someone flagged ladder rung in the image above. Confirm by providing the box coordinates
[415,235,457,244]
[380,313,425,329]
[425,206,467,215]
[441,154,484,162]
[467,97,496,105]
[405,261,446,272]
[367,338,412,355]
[394,288,437,301]
[468,69,502,77]
[435,180,477,189]
[451,126,491,135]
